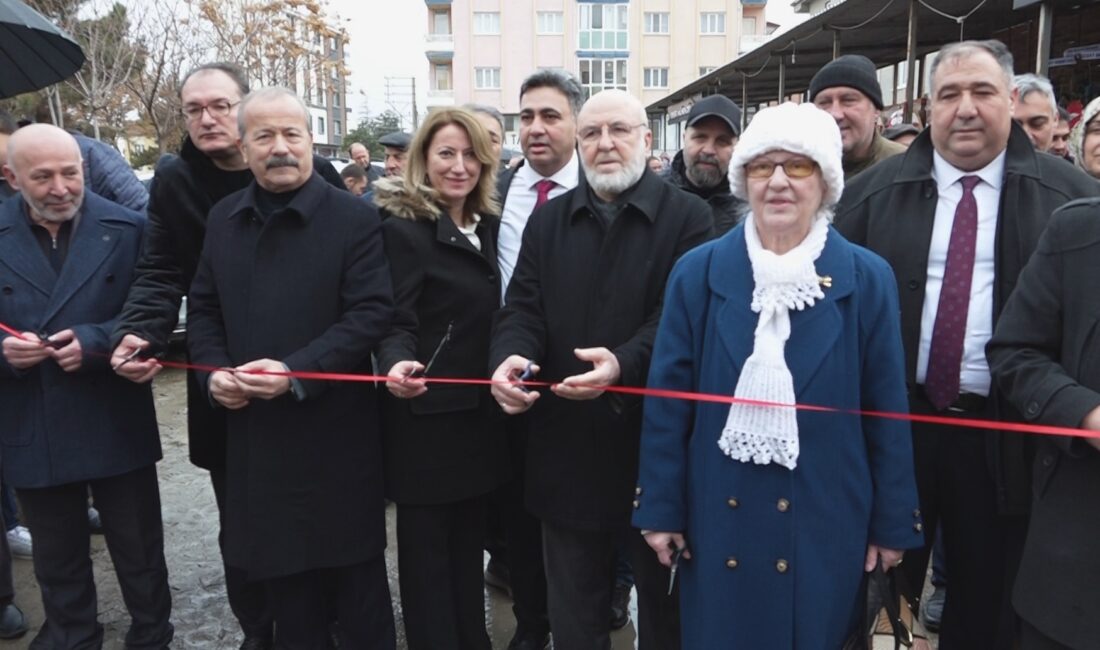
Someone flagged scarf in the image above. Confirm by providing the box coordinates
[1070,96,1100,174]
[717,212,830,470]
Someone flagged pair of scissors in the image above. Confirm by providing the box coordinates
[410,322,453,379]
[37,332,67,350]
[667,545,684,595]
[516,360,536,392]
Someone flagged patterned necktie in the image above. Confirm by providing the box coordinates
[925,175,981,410]
[534,179,557,209]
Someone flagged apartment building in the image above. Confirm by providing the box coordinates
[284,14,351,158]
[424,0,768,148]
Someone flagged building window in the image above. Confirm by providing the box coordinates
[317,116,325,135]
[578,3,628,51]
[433,63,453,91]
[742,16,757,35]
[700,12,726,34]
[578,58,627,98]
[333,92,340,107]
[644,12,669,34]
[700,66,717,76]
[643,67,669,89]
[431,10,450,36]
[475,67,501,90]
[473,12,501,35]
[334,120,342,136]
[537,11,563,34]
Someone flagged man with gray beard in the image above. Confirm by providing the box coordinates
[490,89,713,650]
[663,95,747,234]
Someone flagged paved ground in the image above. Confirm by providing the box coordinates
[2,364,935,649]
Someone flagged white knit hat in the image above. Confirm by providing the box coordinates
[728,102,845,209]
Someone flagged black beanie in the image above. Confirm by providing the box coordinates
[808,55,884,109]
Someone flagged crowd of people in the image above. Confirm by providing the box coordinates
[0,34,1098,650]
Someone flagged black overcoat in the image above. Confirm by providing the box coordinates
[987,198,1100,650]
[375,201,508,505]
[834,123,1100,514]
[113,138,346,470]
[187,172,393,580]
[489,170,713,532]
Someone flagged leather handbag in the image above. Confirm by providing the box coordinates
[843,559,918,650]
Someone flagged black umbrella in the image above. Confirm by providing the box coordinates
[0,0,85,99]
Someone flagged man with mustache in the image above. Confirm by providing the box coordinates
[109,62,345,650]
[810,54,905,180]
[0,124,172,649]
[490,89,712,650]
[663,94,747,234]
[186,86,395,649]
[835,40,1098,649]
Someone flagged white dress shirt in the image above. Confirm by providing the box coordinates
[497,155,580,302]
[916,150,1006,397]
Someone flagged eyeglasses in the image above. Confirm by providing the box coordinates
[578,122,646,144]
[181,100,240,121]
[744,158,818,179]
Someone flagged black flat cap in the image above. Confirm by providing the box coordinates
[686,95,743,136]
[378,131,412,150]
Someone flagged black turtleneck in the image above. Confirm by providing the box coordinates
[254,184,302,219]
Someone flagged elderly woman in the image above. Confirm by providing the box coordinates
[1069,96,1100,180]
[633,102,923,649]
[372,107,507,650]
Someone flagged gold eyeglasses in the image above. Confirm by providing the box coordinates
[744,158,818,179]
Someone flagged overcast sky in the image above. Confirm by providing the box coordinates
[333,0,805,126]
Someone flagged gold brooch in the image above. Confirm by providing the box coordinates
[818,275,833,288]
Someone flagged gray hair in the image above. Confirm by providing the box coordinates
[464,103,504,130]
[520,69,584,119]
[1013,73,1058,117]
[237,86,312,138]
[930,40,1014,94]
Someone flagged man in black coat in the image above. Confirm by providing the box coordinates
[110,62,345,650]
[490,89,712,650]
[834,40,1098,649]
[662,94,746,235]
[186,87,395,649]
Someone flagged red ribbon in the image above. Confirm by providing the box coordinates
[2,320,1097,440]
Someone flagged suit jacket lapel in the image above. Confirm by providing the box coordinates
[41,212,120,324]
[0,198,57,297]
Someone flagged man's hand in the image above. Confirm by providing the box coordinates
[111,334,161,383]
[552,347,620,400]
[491,355,540,415]
[1,332,51,370]
[865,544,904,572]
[1079,405,1100,452]
[46,330,82,372]
[210,370,250,410]
[385,360,427,399]
[233,359,291,400]
[643,531,691,567]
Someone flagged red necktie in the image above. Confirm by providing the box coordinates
[534,179,556,208]
[925,175,981,410]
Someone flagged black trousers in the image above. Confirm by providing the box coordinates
[396,496,491,650]
[542,520,676,650]
[264,556,395,650]
[902,396,1023,650]
[1020,618,1074,650]
[210,466,274,640]
[0,467,13,607]
[497,417,549,636]
[17,465,172,650]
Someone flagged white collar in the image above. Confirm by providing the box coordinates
[932,149,1006,192]
[516,153,579,190]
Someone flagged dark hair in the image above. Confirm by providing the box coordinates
[464,103,504,130]
[0,111,16,136]
[1058,106,1071,123]
[340,163,367,180]
[519,69,584,119]
[181,62,250,98]
[931,40,1014,94]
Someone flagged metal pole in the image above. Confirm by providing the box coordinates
[741,73,748,132]
[832,30,840,60]
[903,0,918,123]
[778,57,786,103]
[1035,1,1053,75]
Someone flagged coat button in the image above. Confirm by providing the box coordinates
[777,498,790,513]
[105,273,115,283]
[727,497,739,508]
[1,286,11,295]
[913,508,921,518]
[632,499,640,509]
[1026,402,1039,416]
[635,487,643,496]
[1041,455,1054,467]
[776,559,789,573]
[450,236,457,242]
[914,522,923,532]
[726,557,739,569]
[907,280,919,291]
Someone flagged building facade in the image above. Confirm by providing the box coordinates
[286,13,351,158]
[424,0,768,149]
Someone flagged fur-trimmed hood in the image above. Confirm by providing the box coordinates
[370,177,442,221]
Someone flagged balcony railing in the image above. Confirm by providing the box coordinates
[739,33,772,53]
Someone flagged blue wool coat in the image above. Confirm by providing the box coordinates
[0,192,161,488]
[632,224,923,649]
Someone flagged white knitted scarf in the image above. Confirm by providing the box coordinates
[718,213,830,470]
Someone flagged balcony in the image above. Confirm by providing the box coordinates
[741,0,767,6]
[739,33,772,53]
[425,32,454,54]
[426,89,455,107]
